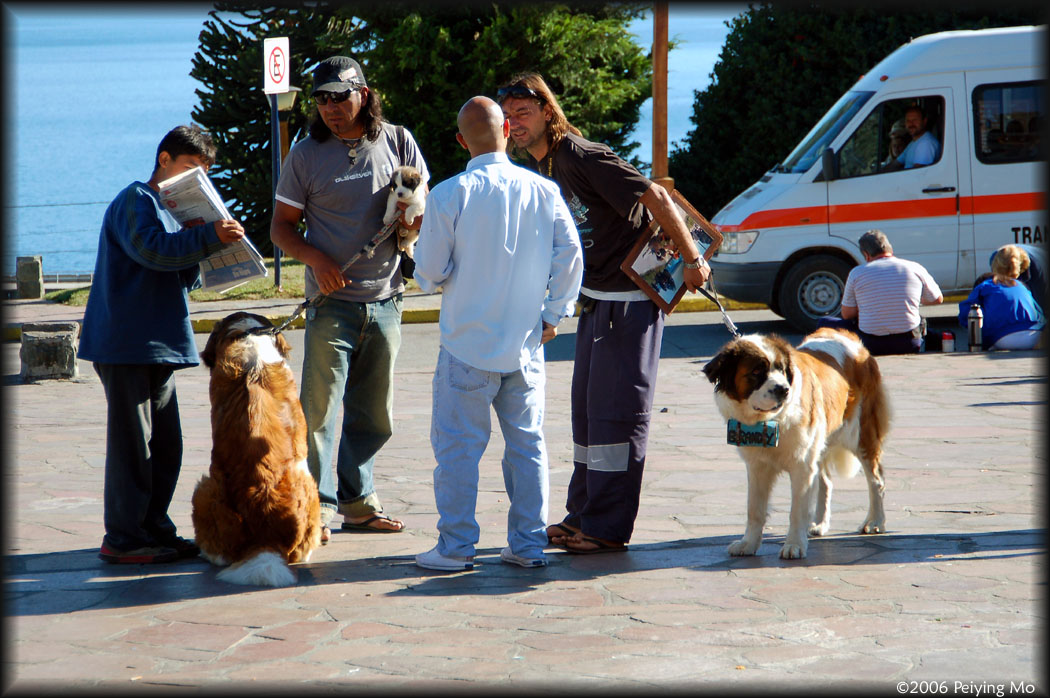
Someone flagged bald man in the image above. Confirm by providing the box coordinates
[413,96,583,571]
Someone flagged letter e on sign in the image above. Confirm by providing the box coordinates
[263,37,290,94]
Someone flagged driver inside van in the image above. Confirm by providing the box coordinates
[885,105,941,170]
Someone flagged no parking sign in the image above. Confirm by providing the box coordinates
[263,37,290,94]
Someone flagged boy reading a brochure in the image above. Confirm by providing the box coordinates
[79,124,246,564]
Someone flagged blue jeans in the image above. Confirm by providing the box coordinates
[300,294,402,523]
[430,347,549,560]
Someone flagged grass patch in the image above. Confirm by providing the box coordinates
[45,258,419,306]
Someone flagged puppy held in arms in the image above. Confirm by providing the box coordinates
[382,165,426,259]
[192,312,322,587]
[703,327,890,560]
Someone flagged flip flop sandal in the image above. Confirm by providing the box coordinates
[546,522,579,545]
[563,535,628,555]
[341,514,405,533]
[320,525,331,545]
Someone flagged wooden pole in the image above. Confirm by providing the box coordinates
[651,0,673,193]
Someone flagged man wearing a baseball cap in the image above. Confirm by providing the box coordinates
[271,55,430,539]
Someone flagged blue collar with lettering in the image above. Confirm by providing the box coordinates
[727,418,780,448]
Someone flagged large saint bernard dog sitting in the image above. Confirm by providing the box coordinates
[703,328,890,559]
[192,312,322,586]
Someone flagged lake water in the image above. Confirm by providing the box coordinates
[3,5,739,275]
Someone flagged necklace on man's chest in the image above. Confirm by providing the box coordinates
[338,136,363,165]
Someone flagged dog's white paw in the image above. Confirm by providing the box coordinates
[779,542,807,559]
[859,518,885,534]
[808,522,829,537]
[383,211,398,226]
[727,538,759,556]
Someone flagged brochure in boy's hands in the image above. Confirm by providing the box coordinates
[157,166,267,293]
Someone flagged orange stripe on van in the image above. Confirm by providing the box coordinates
[966,192,1045,215]
[828,198,956,223]
[715,192,1044,233]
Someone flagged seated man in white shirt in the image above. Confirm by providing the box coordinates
[884,105,941,171]
[819,229,943,355]
[412,96,584,572]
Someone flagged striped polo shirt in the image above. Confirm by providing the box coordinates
[842,255,942,335]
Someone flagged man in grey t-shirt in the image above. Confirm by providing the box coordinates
[271,55,429,539]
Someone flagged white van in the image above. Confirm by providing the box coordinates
[710,25,1045,330]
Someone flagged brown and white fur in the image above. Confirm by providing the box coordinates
[192,312,322,586]
[703,328,890,559]
[382,165,426,259]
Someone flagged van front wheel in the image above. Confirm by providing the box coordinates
[778,255,853,332]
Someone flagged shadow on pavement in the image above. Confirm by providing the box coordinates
[6,528,1041,614]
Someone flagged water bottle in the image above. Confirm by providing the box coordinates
[967,303,983,352]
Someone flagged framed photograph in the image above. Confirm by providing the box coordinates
[619,189,723,314]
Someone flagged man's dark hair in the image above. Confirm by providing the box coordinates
[309,88,385,143]
[154,124,217,171]
[905,104,926,120]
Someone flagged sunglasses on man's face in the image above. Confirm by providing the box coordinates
[497,84,543,103]
[314,88,360,106]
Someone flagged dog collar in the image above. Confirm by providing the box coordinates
[727,418,779,448]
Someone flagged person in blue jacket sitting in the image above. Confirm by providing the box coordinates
[79,125,246,564]
[976,243,1046,312]
[959,244,1045,351]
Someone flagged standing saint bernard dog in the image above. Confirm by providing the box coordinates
[703,328,890,559]
[192,312,322,586]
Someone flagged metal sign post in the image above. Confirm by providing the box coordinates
[263,37,290,289]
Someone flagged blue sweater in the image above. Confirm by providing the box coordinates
[958,279,1045,350]
[79,182,224,366]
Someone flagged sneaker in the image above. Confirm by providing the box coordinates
[500,547,548,568]
[99,543,179,564]
[415,546,474,571]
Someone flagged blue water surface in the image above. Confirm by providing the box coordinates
[5,5,213,276]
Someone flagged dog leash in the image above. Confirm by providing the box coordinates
[697,283,741,338]
[250,218,402,337]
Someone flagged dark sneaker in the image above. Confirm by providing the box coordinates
[159,536,201,559]
[99,543,179,564]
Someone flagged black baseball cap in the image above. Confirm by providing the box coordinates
[311,56,367,95]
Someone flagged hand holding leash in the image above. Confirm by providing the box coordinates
[256,218,402,336]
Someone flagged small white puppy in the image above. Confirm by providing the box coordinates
[383,165,426,259]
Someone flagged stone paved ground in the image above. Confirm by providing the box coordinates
[2,303,1045,692]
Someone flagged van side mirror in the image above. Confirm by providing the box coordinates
[821,147,839,182]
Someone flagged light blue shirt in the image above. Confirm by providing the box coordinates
[415,151,583,372]
[897,131,940,168]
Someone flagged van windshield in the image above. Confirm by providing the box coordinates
[776,91,874,174]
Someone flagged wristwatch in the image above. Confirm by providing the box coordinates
[683,258,705,270]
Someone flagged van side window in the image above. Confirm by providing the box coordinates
[837,96,945,179]
[973,81,1045,164]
